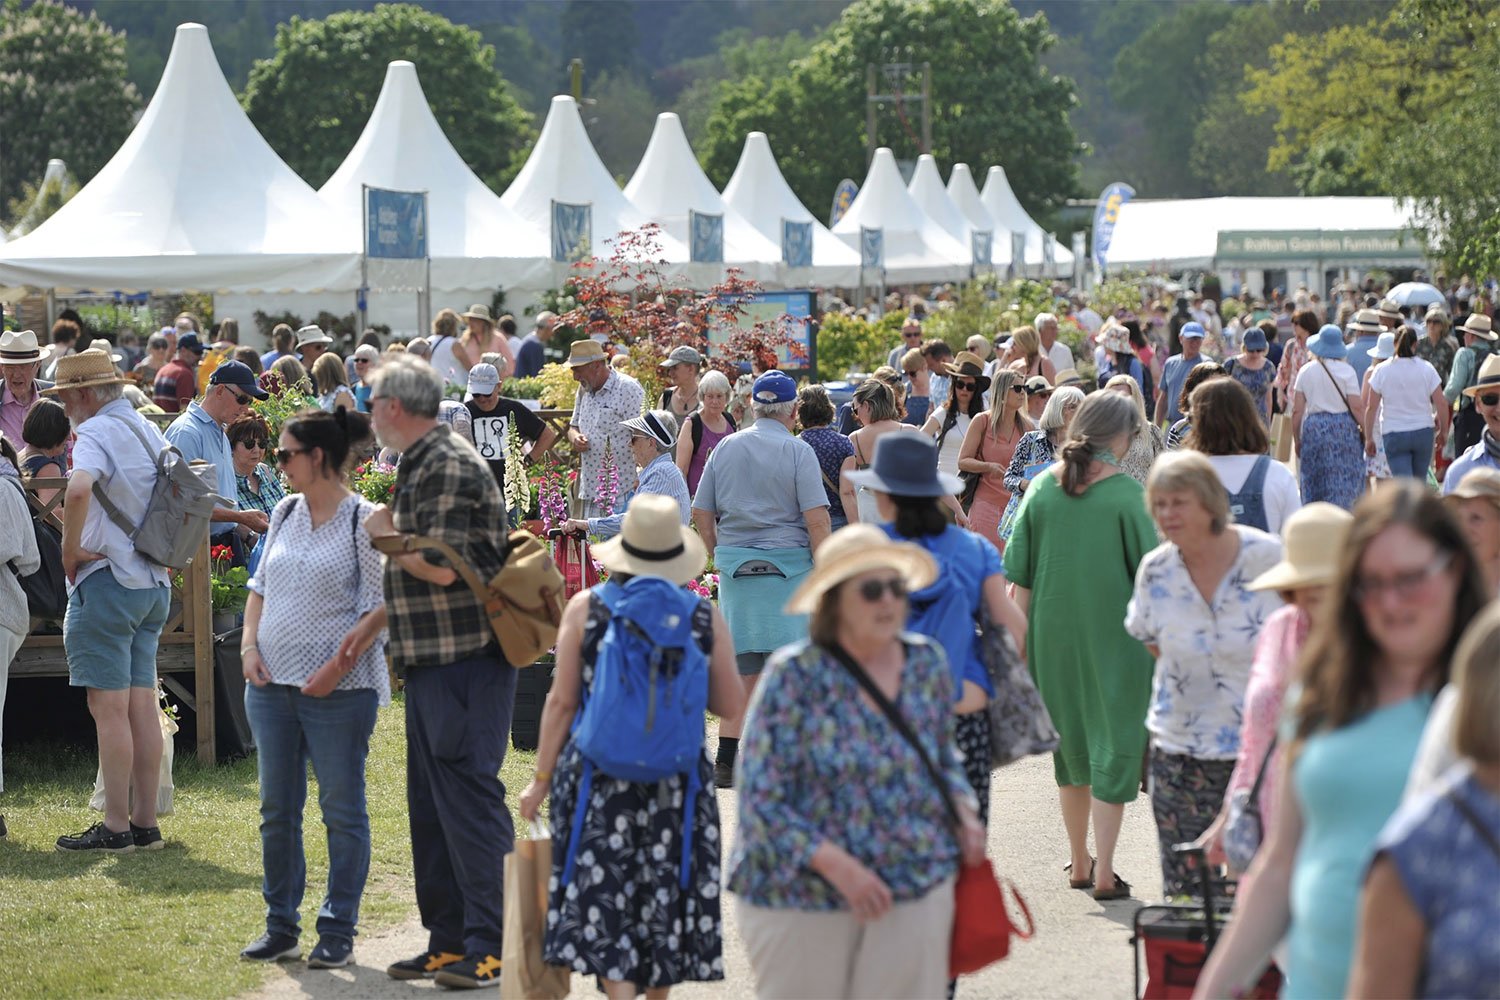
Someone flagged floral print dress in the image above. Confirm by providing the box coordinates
[543,594,724,988]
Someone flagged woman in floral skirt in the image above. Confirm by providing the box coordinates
[519,496,743,998]
[1292,324,1366,510]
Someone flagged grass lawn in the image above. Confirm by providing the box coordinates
[0,695,537,1000]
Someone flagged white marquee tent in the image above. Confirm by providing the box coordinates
[832,148,970,285]
[501,95,689,269]
[319,60,553,293]
[0,23,358,295]
[946,163,1005,265]
[624,113,783,284]
[907,154,994,275]
[1103,197,1425,271]
[979,166,1073,278]
[721,132,861,288]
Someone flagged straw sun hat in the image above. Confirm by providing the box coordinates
[784,524,937,615]
[40,349,127,394]
[1248,502,1354,592]
[593,493,706,586]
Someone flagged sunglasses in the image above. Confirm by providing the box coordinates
[237,438,268,450]
[903,332,923,339]
[1480,393,1500,407]
[354,358,371,365]
[954,380,978,391]
[1008,384,1026,395]
[223,386,252,405]
[275,447,308,464]
[856,576,908,602]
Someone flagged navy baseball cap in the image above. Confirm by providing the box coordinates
[177,332,204,354]
[752,370,797,404]
[209,360,269,400]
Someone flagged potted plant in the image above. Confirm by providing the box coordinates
[209,543,250,634]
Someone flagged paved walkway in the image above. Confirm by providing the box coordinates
[243,750,1161,1000]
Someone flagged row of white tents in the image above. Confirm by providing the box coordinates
[0,22,1072,305]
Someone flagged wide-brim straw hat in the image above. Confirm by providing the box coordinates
[593,493,706,586]
[1462,353,1500,398]
[87,338,124,363]
[1459,313,1497,341]
[463,304,496,324]
[1349,309,1383,334]
[1248,502,1353,592]
[295,324,332,347]
[0,329,42,365]
[943,350,991,393]
[1445,468,1500,508]
[784,524,937,615]
[40,349,127,394]
[566,339,608,367]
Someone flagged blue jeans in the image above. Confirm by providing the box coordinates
[245,683,379,943]
[1383,427,1435,480]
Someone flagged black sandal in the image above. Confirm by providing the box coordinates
[1093,875,1132,901]
[1064,858,1096,890]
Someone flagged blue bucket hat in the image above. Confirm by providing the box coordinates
[1242,326,1268,351]
[1308,324,1348,360]
[845,431,964,498]
[751,370,797,404]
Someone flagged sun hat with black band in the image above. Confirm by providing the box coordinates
[295,324,332,348]
[1349,309,1383,335]
[1459,313,1497,342]
[593,493,706,585]
[0,329,42,365]
[784,524,937,615]
[845,431,964,498]
[943,350,991,393]
[41,349,127,394]
[622,409,678,449]
[1463,353,1500,399]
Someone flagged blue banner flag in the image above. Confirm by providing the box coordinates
[830,178,859,227]
[782,220,813,267]
[1091,182,1135,273]
[971,230,993,267]
[690,210,724,263]
[551,201,591,262]
[860,227,884,269]
[365,187,427,259]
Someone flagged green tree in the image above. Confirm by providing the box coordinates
[674,28,817,145]
[1244,0,1500,273]
[559,0,639,92]
[0,0,140,214]
[240,3,534,191]
[698,0,1078,223]
[583,69,659,182]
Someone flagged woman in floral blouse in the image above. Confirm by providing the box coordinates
[729,525,984,999]
[1125,451,1284,897]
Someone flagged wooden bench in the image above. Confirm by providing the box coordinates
[13,477,217,765]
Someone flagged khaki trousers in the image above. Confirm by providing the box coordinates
[738,875,955,1000]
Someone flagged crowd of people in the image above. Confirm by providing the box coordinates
[0,273,1497,999]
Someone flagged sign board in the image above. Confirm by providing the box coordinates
[782,220,814,268]
[1215,229,1425,263]
[690,211,725,263]
[830,178,859,227]
[551,201,591,262]
[365,187,427,259]
[709,290,816,375]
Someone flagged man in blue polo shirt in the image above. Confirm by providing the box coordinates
[165,361,270,561]
[1154,321,1211,425]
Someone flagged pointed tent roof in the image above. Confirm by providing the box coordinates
[945,163,1005,262]
[907,154,997,274]
[979,166,1073,276]
[0,23,358,294]
[502,95,688,264]
[624,114,783,283]
[721,131,861,287]
[831,148,969,285]
[319,61,552,291]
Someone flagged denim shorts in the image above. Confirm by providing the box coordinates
[64,568,171,690]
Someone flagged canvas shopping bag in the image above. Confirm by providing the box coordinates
[1270,413,1293,463]
[556,534,601,600]
[91,706,177,817]
[502,821,571,1000]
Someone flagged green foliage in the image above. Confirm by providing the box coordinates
[814,310,905,381]
[4,166,77,236]
[1244,0,1500,274]
[923,277,1006,350]
[584,68,659,181]
[73,303,158,341]
[0,0,140,212]
[250,382,318,455]
[351,459,400,505]
[698,0,1078,222]
[241,4,534,191]
[674,28,817,144]
[503,375,547,400]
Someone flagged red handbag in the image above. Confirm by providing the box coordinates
[950,860,1034,976]
[828,644,1035,979]
[556,534,600,599]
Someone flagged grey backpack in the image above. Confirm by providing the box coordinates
[92,414,220,570]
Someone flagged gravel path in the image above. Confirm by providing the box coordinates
[242,750,1160,1000]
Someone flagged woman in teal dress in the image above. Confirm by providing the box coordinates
[1196,482,1489,1000]
[1004,391,1159,902]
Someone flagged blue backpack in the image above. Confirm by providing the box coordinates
[563,576,709,889]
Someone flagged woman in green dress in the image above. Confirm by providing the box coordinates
[1003,391,1159,901]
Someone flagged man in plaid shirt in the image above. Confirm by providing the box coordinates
[363,355,516,989]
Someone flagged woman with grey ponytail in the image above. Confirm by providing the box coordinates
[1003,390,1158,901]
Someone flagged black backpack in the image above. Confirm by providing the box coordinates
[690,411,737,452]
[6,478,66,620]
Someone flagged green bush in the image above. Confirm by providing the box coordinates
[815,312,897,381]
[503,375,546,400]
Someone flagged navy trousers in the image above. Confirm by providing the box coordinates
[403,649,518,957]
